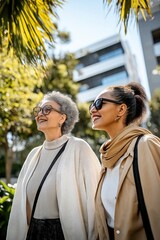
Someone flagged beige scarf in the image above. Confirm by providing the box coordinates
[100,124,152,168]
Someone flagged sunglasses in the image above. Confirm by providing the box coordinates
[33,105,62,117]
[89,98,122,111]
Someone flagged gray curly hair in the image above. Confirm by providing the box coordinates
[41,91,79,134]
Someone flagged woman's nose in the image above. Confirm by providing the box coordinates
[90,106,97,114]
[37,109,44,117]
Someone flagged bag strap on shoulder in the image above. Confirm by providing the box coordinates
[133,135,154,240]
[30,140,68,220]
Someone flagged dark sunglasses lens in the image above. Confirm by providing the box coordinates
[95,99,103,110]
[89,99,103,111]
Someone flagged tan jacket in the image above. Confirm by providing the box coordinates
[96,134,160,240]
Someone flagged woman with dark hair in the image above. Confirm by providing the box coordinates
[89,82,160,240]
[7,91,101,240]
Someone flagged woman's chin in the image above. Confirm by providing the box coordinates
[37,125,46,132]
[92,124,101,130]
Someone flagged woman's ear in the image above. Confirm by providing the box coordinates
[118,104,127,117]
[60,114,67,125]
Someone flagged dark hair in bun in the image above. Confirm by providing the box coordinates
[108,81,149,125]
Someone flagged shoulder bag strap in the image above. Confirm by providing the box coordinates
[133,135,154,240]
[30,140,68,220]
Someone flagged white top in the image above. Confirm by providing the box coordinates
[27,135,68,221]
[101,157,123,228]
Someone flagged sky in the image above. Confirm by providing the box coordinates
[57,0,151,98]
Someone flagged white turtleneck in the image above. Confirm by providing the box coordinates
[26,135,69,221]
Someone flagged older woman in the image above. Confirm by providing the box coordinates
[7,91,101,240]
[90,82,160,240]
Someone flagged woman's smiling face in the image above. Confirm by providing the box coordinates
[90,89,127,138]
[90,91,119,129]
[35,100,66,140]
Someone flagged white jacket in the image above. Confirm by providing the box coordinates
[7,136,101,240]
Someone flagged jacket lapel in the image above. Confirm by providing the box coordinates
[116,138,137,197]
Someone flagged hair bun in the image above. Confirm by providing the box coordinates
[127,82,148,102]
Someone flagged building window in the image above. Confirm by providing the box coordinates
[76,43,124,68]
[157,56,160,65]
[152,28,160,44]
[102,71,128,86]
[99,48,123,62]
[152,28,160,64]
[79,84,89,92]
[76,63,84,70]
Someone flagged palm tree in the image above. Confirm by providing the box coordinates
[104,0,152,33]
[0,0,152,63]
[0,0,64,63]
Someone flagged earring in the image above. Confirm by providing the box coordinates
[58,123,62,127]
[115,116,121,121]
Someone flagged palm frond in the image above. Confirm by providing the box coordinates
[104,0,152,33]
[0,0,64,63]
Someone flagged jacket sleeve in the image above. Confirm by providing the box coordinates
[78,140,101,240]
[56,138,101,240]
[6,146,41,240]
[138,134,160,239]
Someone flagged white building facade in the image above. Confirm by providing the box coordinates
[73,34,139,103]
[138,0,160,96]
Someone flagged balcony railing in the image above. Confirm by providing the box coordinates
[73,55,126,82]
[77,78,129,102]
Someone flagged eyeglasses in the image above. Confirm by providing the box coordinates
[33,105,62,117]
[89,98,122,111]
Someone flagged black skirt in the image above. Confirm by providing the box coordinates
[26,218,65,240]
